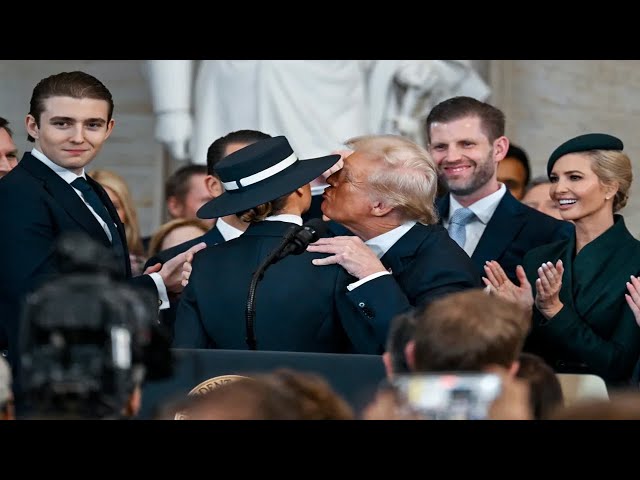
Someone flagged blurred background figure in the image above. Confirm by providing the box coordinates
[516,352,564,419]
[497,143,531,200]
[147,218,210,258]
[382,311,418,379]
[521,175,563,220]
[18,233,172,419]
[0,356,14,420]
[164,164,215,226]
[0,117,18,179]
[549,391,640,420]
[145,60,490,164]
[162,369,354,420]
[363,289,533,420]
[89,169,147,275]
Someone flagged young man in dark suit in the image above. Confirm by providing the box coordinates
[0,71,204,385]
[308,134,480,354]
[425,96,572,283]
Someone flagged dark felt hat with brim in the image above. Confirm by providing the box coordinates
[197,135,341,219]
[547,133,624,176]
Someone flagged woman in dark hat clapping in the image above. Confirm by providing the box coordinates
[484,133,640,385]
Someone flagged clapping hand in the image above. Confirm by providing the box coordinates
[625,274,640,327]
[534,260,564,319]
[483,261,534,314]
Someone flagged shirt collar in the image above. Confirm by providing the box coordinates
[31,148,85,184]
[365,220,417,259]
[264,214,303,226]
[449,183,507,225]
[215,217,244,241]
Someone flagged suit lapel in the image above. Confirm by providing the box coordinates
[435,195,450,224]
[20,153,111,246]
[87,175,130,276]
[471,191,525,269]
[87,176,128,248]
[204,226,225,245]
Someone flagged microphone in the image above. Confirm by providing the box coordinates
[276,218,328,260]
[245,218,328,350]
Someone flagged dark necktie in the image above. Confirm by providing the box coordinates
[71,177,125,262]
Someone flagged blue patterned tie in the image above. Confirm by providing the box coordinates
[71,177,125,261]
[448,207,475,249]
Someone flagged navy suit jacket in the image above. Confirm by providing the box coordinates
[436,189,573,283]
[0,152,156,382]
[174,220,350,353]
[144,225,225,338]
[145,226,224,268]
[336,223,481,354]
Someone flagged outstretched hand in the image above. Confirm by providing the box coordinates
[159,242,207,293]
[483,261,533,313]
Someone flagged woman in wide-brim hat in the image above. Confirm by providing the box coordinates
[484,133,640,386]
[173,135,352,353]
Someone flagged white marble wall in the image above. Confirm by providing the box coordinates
[0,60,164,237]
[491,60,640,236]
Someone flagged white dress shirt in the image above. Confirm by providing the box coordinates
[443,184,507,257]
[265,214,303,226]
[347,220,417,291]
[215,217,245,241]
[31,148,170,309]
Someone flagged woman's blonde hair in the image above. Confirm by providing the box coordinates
[148,218,210,257]
[89,169,144,255]
[586,149,633,213]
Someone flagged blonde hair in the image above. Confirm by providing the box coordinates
[148,218,209,257]
[89,169,144,256]
[344,135,439,224]
[586,149,633,213]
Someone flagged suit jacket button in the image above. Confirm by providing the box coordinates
[358,302,365,308]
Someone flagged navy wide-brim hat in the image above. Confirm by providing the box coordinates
[547,133,624,176]
[197,135,341,219]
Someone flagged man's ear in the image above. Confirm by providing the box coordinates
[166,196,182,219]
[25,114,39,140]
[508,360,520,378]
[493,136,510,163]
[371,200,394,217]
[205,175,223,198]
[103,118,116,140]
[404,340,416,371]
[382,352,394,380]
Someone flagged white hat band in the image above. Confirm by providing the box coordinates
[222,153,298,191]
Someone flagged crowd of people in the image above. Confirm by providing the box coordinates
[1,66,640,420]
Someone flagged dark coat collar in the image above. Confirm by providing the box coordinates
[19,152,111,245]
